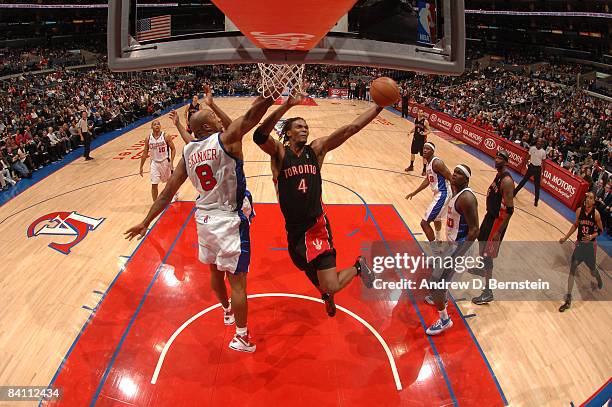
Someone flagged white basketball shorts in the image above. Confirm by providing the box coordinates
[195,197,254,274]
[150,160,171,184]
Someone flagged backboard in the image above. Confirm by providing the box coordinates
[108,0,465,75]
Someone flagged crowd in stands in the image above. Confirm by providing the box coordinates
[0,64,208,190]
[1,47,610,233]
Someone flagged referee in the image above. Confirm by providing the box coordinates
[514,138,546,206]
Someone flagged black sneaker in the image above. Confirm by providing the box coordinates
[355,256,375,288]
[472,289,494,305]
[593,269,603,290]
[85,157,94,161]
[405,165,414,172]
[322,293,336,317]
[559,295,571,312]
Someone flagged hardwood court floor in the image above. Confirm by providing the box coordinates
[0,98,609,406]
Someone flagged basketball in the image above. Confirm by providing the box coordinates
[370,77,400,107]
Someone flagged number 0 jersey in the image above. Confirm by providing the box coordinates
[148,132,168,162]
[183,133,247,212]
[277,144,323,227]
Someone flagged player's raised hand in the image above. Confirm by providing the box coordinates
[203,84,213,106]
[169,110,179,126]
[124,222,148,241]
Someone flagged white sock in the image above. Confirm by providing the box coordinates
[236,326,247,336]
[439,308,449,321]
[222,303,231,312]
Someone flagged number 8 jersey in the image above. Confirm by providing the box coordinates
[184,133,247,212]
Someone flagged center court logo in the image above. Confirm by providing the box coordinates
[27,211,105,254]
[484,138,497,150]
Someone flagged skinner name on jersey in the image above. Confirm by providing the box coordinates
[188,148,218,168]
[283,164,317,178]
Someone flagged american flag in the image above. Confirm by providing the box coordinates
[136,15,171,42]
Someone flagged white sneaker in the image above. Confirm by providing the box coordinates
[426,317,453,336]
[224,308,235,326]
[229,331,256,353]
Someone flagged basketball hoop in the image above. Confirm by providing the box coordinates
[257,63,305,100]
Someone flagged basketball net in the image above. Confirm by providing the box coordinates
[257,63,305,100]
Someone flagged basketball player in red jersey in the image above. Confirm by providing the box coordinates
[173,85,232,144]
[558,191,603,312]
[139,119,176,202]
[469,150,515,305]
[252,93,379,317]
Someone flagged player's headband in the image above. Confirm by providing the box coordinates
[496,150,509,161]
[455,165,471,179]
[424,142,436,151]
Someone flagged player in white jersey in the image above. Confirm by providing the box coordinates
[139,119,176,202]
[425,164,479,336]
[172,85,233,145]
[405,142,452,243]
[125,94,278,353]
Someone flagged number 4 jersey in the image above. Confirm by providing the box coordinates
[277,144,323,227]
[184,133,248,212]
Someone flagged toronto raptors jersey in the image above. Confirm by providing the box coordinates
[446,187,474,242]
[187,102,200,123]
[183,133,246,212]
[577,206,597,242]
[426,157,450,194]
[277,145,323,226]
[486,171,512,217]
[148,132,168,162]
[414,117,426,141]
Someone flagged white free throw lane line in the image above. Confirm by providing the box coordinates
[150,292,403,391]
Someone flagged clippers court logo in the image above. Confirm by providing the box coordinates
[27,212,105,254]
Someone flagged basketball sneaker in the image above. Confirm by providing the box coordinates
[224,307,235,326]
[322,293,336,317]
[229,331,256,353]
[405,165,414,172]
[426,317,453,335]
[355,256,375,288]
[472,289,494,305]
[591,268,603,290]
[558,295,571,312]
[424,295,448,306]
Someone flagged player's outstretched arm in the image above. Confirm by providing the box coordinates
[560,209,580,243]
[253,94,304,157]
[124,158,188,241]
[222,95,276,145]
[312,105,384,156]
[203,84,233,129]
[405,177,429,199]
[170,110,193,144]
